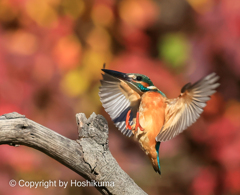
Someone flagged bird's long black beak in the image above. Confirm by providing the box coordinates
[102,69,131,81]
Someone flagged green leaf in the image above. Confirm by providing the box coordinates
[159,33,190,69]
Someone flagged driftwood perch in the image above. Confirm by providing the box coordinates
[0,112,147,195]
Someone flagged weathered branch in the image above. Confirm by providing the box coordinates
[0,112,147,195]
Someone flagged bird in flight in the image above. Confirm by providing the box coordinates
[99,69,220,174]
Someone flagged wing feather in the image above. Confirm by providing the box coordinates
[99,73,141,137]
[156,73,220,142]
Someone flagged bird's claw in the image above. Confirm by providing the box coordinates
[125,110,144,131]
[126,110,132,130]
[136,112,144,131]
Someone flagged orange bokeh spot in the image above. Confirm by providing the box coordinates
[53,35,82,71]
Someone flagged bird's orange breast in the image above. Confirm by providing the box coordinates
[136,91,166,155]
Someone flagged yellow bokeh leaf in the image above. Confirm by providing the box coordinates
[0,0,17,22]
[86,27,111,52]
[187,0,214,14]
[61,0,85,19]
[81,49,112,77]
[61,70,90,97]
[26,0,58,27]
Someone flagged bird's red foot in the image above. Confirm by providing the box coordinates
[136,112,144,131]
[125,110,132,130]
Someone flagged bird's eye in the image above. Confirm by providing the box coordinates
[136,76,142,81]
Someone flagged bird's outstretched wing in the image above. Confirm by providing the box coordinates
[99,73,141,137]
[156,73,220,142]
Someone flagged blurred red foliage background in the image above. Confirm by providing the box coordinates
[0,0,240,194]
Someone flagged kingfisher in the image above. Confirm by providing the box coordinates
[99,69,219,174]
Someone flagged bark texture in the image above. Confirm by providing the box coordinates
[0,112,147,195]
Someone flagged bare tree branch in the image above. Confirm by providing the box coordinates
[0,112,147,195]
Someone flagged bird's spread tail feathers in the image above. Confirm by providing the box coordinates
[150,142,161,175]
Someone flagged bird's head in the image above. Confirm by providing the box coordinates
[102,69,158,93]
